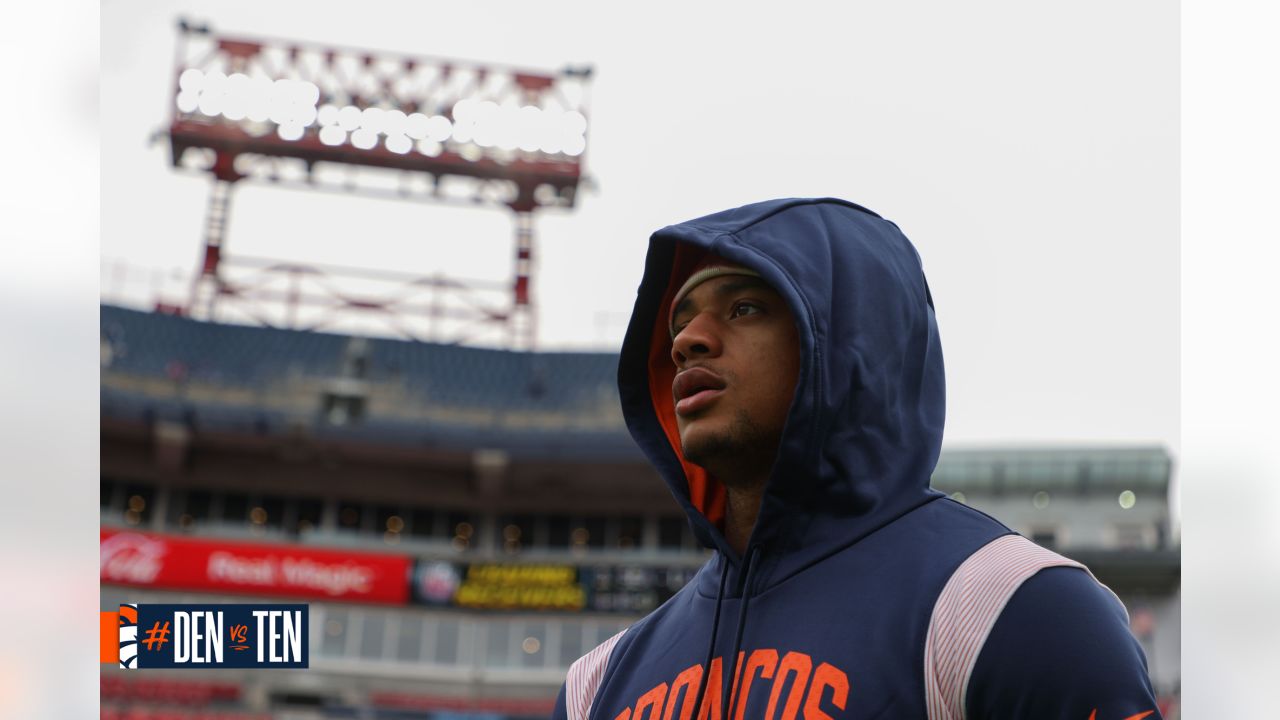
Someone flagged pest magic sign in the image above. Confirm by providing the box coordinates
[116,603,308,669]
[100,529,410,604]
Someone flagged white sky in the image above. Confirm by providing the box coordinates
[100,0,1178,458]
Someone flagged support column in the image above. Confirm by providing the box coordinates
[511,211,536,349]
[188,177,235,319]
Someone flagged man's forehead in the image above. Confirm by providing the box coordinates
[681,274,773,305]
[670,274,777,325]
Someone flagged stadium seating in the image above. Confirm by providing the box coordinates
[101,305,641,460]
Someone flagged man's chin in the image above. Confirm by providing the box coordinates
[679,425,736,469]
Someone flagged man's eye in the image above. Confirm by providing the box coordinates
[731,301,762,318]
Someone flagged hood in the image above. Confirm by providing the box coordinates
[618,197,946,591]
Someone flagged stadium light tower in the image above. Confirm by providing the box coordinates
[165,19,592,348]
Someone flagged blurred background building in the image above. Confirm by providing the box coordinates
[100,15,1180,720]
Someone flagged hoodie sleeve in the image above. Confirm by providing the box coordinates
[963,566,1162,720]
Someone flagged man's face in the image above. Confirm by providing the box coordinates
[669,273,800,484]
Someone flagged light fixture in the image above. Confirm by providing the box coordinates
[319,125,346,146]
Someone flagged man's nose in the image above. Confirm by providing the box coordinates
[671,312,722,366]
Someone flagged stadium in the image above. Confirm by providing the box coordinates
[100,302,1181,718]
[100,11,1181,720]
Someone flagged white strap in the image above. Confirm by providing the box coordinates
[567,628,629,720]
[923,535,1088,720]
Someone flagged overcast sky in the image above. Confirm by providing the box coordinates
[100,0,1178,459]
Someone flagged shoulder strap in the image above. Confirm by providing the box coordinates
[566,628,629,720]
[923,534,1103,720]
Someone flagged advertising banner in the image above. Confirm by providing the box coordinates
[100,529,411,604]
[411,560,701,613]
[101,528,699,612]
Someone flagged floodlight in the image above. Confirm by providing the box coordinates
[337,105,362,131]
[176,91,200,114]
[382,109,407,137]
[178,68,205,93]
[404,113,429,140]
[166,22,595,350]
[319,125,346,146]
[277,123,305,142]
[385,134,412,154]
[360,107,385,134]
[351,128,378,150]
[417,139,442,157]
[317,104,340,127]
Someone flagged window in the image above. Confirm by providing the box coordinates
[121,483,155,526]
[582,517,607,550]
[409,507,437,539]
[616,516,643,549]
[293,498,323,535]
[252,495,286,532]
[321,609,348,657]
[359,612,386,660]
[1030,528,1058,548]
[485,621,512,667]
[521,622,547,668]
[558,622,583,667]
[396,616,423,662]
[434,619,459,664]
[337,500,368,534]
[222,492,249,524]
[101,477,116,509]
[171,489,212,531]
[1114,524,1149,550]
[447,511,475,551]
[376,504,404,545]
[547,515,572,549]
[592,622,624,648]
[499,514,535,554]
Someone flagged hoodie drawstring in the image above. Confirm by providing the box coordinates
[721,545,760,720]
[689,559,730,720]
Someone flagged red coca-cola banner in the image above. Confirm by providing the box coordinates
[100,529,411,604]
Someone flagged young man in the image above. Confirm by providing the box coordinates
[554,198,1160,720]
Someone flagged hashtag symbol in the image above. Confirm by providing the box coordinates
[141,620,171,651]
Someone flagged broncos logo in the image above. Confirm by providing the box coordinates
[117,604,139,669]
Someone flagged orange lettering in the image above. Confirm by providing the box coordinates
[696,653,744,720]
[734,649,779,720]
[634,682,669,720]
[696,658,724,720]
[663,664,704,720]
[616,709,633,720]
[764,651,813,720]
[801,662,848,720]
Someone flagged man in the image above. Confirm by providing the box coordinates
[554,198,1160,720]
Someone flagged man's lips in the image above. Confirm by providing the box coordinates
[673,367,727,417]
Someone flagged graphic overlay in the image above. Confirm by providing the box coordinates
[105,603,309,669]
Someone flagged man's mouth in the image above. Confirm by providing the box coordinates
[673,367,727,417]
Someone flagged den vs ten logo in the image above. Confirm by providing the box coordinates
[117,603,309,669]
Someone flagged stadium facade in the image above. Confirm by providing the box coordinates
[101,304,1180,719]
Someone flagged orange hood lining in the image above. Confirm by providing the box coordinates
[646,242,727,530]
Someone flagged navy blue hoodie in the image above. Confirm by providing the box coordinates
[553,198,1160,720]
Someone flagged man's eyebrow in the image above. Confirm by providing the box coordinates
[670,275,774,327]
